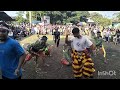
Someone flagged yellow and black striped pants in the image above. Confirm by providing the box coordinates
[71,50,95,78]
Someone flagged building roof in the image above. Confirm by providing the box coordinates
[0,11,15,21]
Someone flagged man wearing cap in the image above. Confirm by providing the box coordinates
[0,23,26,79]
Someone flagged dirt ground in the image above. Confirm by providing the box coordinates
[0,35,120,79]
[22,35,120,79]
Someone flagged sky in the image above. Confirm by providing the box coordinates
[4,11,18,17]
[89,11,120,18]
[4,11,120,19]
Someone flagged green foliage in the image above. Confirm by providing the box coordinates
[26,11,91,24]
[15,11,112,27]
[112,12,120,22]
[90,12,112,27]
[15,11,29,24]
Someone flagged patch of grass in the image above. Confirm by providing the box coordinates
[20,34,65,45]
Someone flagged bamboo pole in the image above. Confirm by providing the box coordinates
[29,11,32,28]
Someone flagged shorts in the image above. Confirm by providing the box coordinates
[31,47,39,52]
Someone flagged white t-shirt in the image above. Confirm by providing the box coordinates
[105,31,110,37]
[70,36,93,51]
[8,32,13,36]
[34,27,39,33]
[93,29,97,34]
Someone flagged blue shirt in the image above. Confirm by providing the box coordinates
[0,37,25,79]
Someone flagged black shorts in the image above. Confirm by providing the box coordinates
[31,47,39,52]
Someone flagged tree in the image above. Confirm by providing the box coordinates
[15,11,28,24]
[100,18,112,26]
[76,11,90,17]
[90,12,103,18]
[15,11,91,24]
[90,12,112,27]
[112,12,120,22]
[70,11,90,23]
[80,16,88,22]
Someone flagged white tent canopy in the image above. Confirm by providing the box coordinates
[87,18,94,23]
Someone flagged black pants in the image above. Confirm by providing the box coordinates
[2,76,21,80]
[54,39,60,47]
[105,37,109,41]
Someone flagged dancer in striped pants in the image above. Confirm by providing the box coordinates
[65,27,95,79]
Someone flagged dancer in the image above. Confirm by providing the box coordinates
[22,36,50,70]
[61,44,72,66]
[94,31,107,63]
[65,27,95,79]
